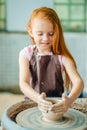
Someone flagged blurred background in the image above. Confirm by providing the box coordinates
[0,0,87,123]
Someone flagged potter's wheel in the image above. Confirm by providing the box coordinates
[16,107,87,130]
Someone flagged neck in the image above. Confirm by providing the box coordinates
[37,48,52,55]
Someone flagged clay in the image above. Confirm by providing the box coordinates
[42,98,64,121]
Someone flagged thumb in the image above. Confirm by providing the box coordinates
[62,93,67,100]
[41,92,46,99]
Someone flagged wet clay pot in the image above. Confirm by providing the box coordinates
[42,98,64,121]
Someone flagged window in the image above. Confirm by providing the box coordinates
[0,0,6,31]
[54,0,87,32]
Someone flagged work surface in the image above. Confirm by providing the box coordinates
[1,97,87,130]
[0,92,24,120]
[0,93,87,130]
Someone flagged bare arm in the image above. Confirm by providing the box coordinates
[19,54,40,103]
[63,56,84,105]
[48,56,84,113]
[19,54,53,112]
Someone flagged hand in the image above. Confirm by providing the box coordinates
[49,99,64,115]
[38,93,52,113]
[62,93,71,112]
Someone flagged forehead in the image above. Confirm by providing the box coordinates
[32,18,53,30]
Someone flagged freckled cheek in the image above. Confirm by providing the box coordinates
[34,37,41,44]
[34,36,40,41]
[50,37,53,44]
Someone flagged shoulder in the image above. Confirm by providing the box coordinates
[19,45,36,61]
[58,55,75,70]
[62,56,76,70]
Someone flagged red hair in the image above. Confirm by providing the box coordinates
[27,7,76,89]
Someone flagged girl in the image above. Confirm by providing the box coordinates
[19,7,84,114]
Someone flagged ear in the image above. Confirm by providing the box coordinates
[28,28,33,37]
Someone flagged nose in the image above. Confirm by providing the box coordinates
[43,34,48,41]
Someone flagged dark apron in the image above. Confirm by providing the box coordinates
[29,48,64,97]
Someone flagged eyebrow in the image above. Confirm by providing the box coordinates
[36,31,54,33]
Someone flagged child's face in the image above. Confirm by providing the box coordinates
[30,18,54,53]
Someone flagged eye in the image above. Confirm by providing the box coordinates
[49,32,54,36]
[36,31,43,36]
[37,33,43,36]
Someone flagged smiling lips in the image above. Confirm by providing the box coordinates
[41,42,50,45]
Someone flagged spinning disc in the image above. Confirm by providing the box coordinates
[16,107,87,130]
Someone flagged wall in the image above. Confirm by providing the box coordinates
[6,0,53,31]
[0,33,30,93]
[65,33,87,91]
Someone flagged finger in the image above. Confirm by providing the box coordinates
[50,103,63,112]
[50,105,63,111]
[39,98,52,106]
[50,101,63,109]
[38,102,50,109]
[53,101,63,106]
[51,105,63,111]
[38,103,51,113]
[39,102,52,111]
[55,112,64,116]
[52,108,63,113]
[38,98,52,112]
[41,92,46,99]
[62,93,67,100]
[39,93,52,106]
[51,105,63,110]
[38,106,48,113]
